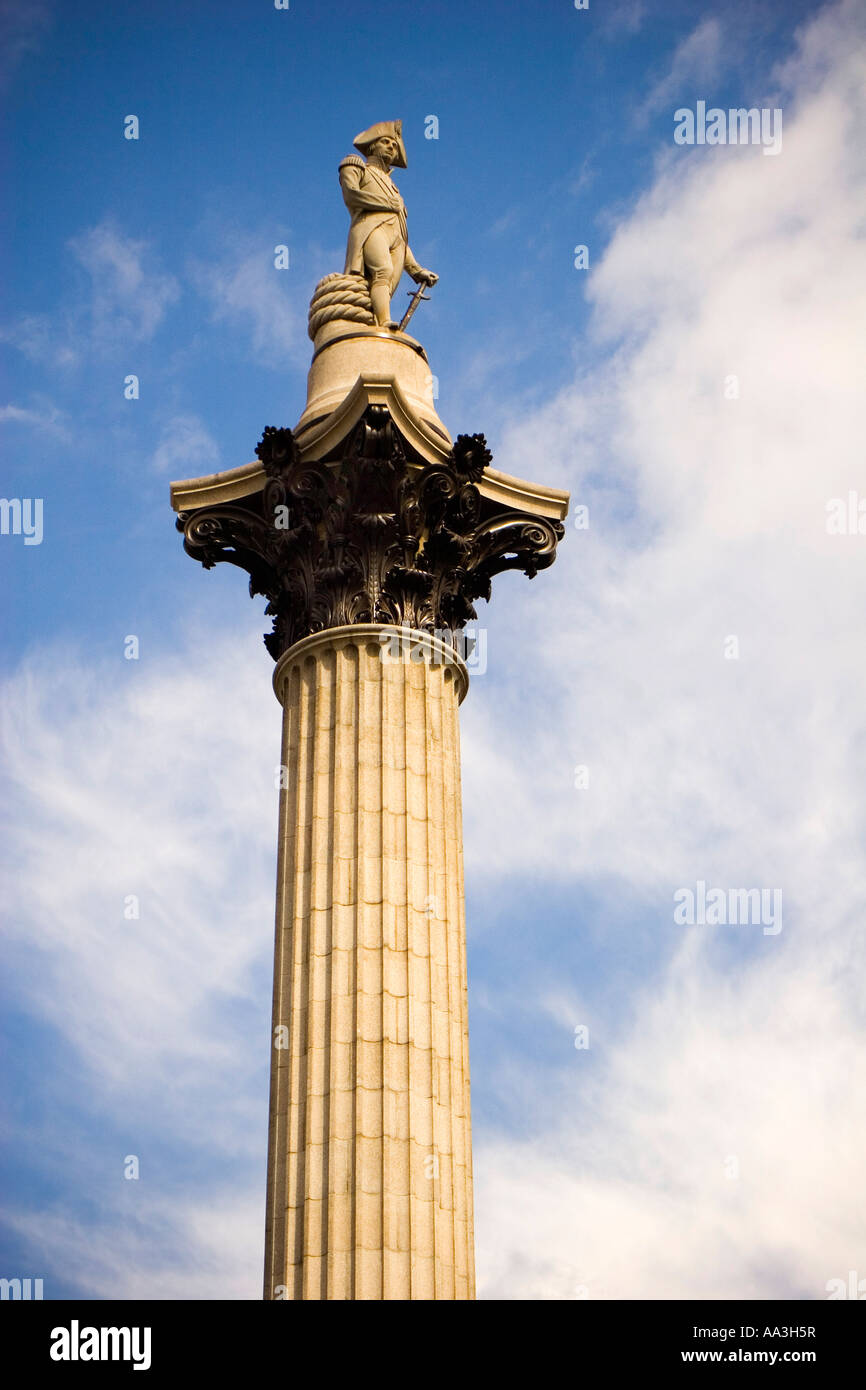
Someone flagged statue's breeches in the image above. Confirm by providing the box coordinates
[363,221,407,292]
[344,214,406,292]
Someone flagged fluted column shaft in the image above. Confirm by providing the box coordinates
[264,624,475,1300]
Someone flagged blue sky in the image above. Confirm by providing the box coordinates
[2,0,865,1299]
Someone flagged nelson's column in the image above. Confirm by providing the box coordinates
[170,120,569,1300]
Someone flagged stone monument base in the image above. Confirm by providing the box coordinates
[295,318,451,462]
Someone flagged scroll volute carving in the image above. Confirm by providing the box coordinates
[177,409,564,661]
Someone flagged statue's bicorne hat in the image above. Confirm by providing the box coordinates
[353,119,407,169]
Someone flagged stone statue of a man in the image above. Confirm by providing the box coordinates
[339,119,438,330]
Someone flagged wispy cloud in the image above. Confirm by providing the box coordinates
[0,400,68,438]
[193,236,305,368]
[635,17,724,126]
[477,923,866,1299]
[0,627,277,1296]
[4,1191,263,1301]
[152,413,220,475]
[1,629,276,1096]
[69,222,181,346]
[0,0,53,88]
[0,313,78,369]
[600,0,645,40]
[0,222,180,367]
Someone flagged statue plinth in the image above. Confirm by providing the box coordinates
[295,319,451,464]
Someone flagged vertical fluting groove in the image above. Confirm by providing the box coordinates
[449,684,475,1296]
[287,661,315,1297]
[441,669,463,1294]
[300,658,319,1289]
[404,651,418,1297]
[301,657,322,1299]
[401,654,414,1295]
[302,657,320,1297]
[459,712,474,1295]
[354,641,383,1298]
[264,664,299,1297]
[428,664,456,1299]
[302,647,335,1297]
[458,678,478,1295]
[405,652,435,1298]
[264,666,285,1298]
[419,656,440,1301]
[421,655,439,1300]
[375,642,383,1301]
[382,650,410,1297]
[446,675,464,1295]
[350,646,359,1300]
[443,671,471,1296]
[266,628,474,1299]
[328,643,357,1299]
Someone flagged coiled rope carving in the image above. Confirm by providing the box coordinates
[308,273,375,340]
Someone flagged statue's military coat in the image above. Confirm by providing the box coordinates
[339,155,422,280]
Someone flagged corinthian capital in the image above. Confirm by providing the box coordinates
[176,407,564,662]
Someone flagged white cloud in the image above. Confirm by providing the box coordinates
[152,413,221,474]
[0,312,78,368]
[475,922,866,1299]
[464,0,866,1299]
[600,0,645,40]
[0,625,278,1296]
[0,400,67,437]
[636,17,723,126]
[1,628,277,1097]
[69,222,180,345]
[194,237,305,367]
[4,1191,263,1301]
[0,0,52,87]
[1,222,180,366]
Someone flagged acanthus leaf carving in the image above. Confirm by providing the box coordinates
[178,410,564,661]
